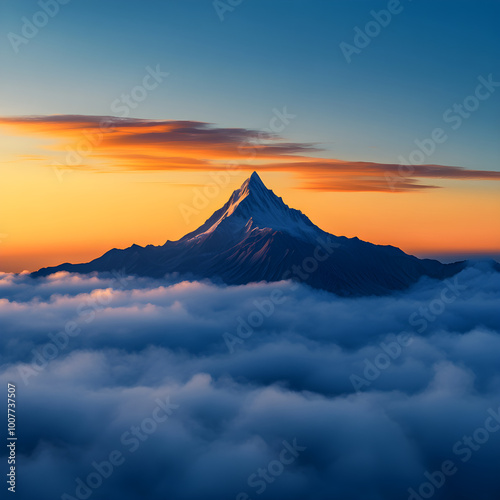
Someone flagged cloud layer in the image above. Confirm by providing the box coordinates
[1,264,500,499]
[2,114,500,192]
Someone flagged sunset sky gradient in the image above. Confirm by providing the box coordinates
[1,0,499,272]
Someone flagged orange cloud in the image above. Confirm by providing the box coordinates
[1,114,500,192]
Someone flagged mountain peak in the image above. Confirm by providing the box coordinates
[248,170,265,186]
[180,171,321,243]
[237,171,269,200]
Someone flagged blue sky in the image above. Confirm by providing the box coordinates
[1,0,499,170]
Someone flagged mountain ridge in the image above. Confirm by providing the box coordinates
[33,172,468,296]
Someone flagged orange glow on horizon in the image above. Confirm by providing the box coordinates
[1,115,499,273]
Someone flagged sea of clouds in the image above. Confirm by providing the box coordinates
[0,263,499,500]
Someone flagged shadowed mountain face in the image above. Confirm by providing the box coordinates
[33,172,465,295]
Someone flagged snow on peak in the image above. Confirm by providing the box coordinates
[181,172,323,242]
[241,171,267,192]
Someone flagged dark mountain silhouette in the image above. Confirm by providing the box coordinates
[33,172,466,295]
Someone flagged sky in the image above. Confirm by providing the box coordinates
[1,0,499,272]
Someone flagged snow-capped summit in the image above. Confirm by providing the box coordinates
[181,171,321,243]
[33,172,467,296]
